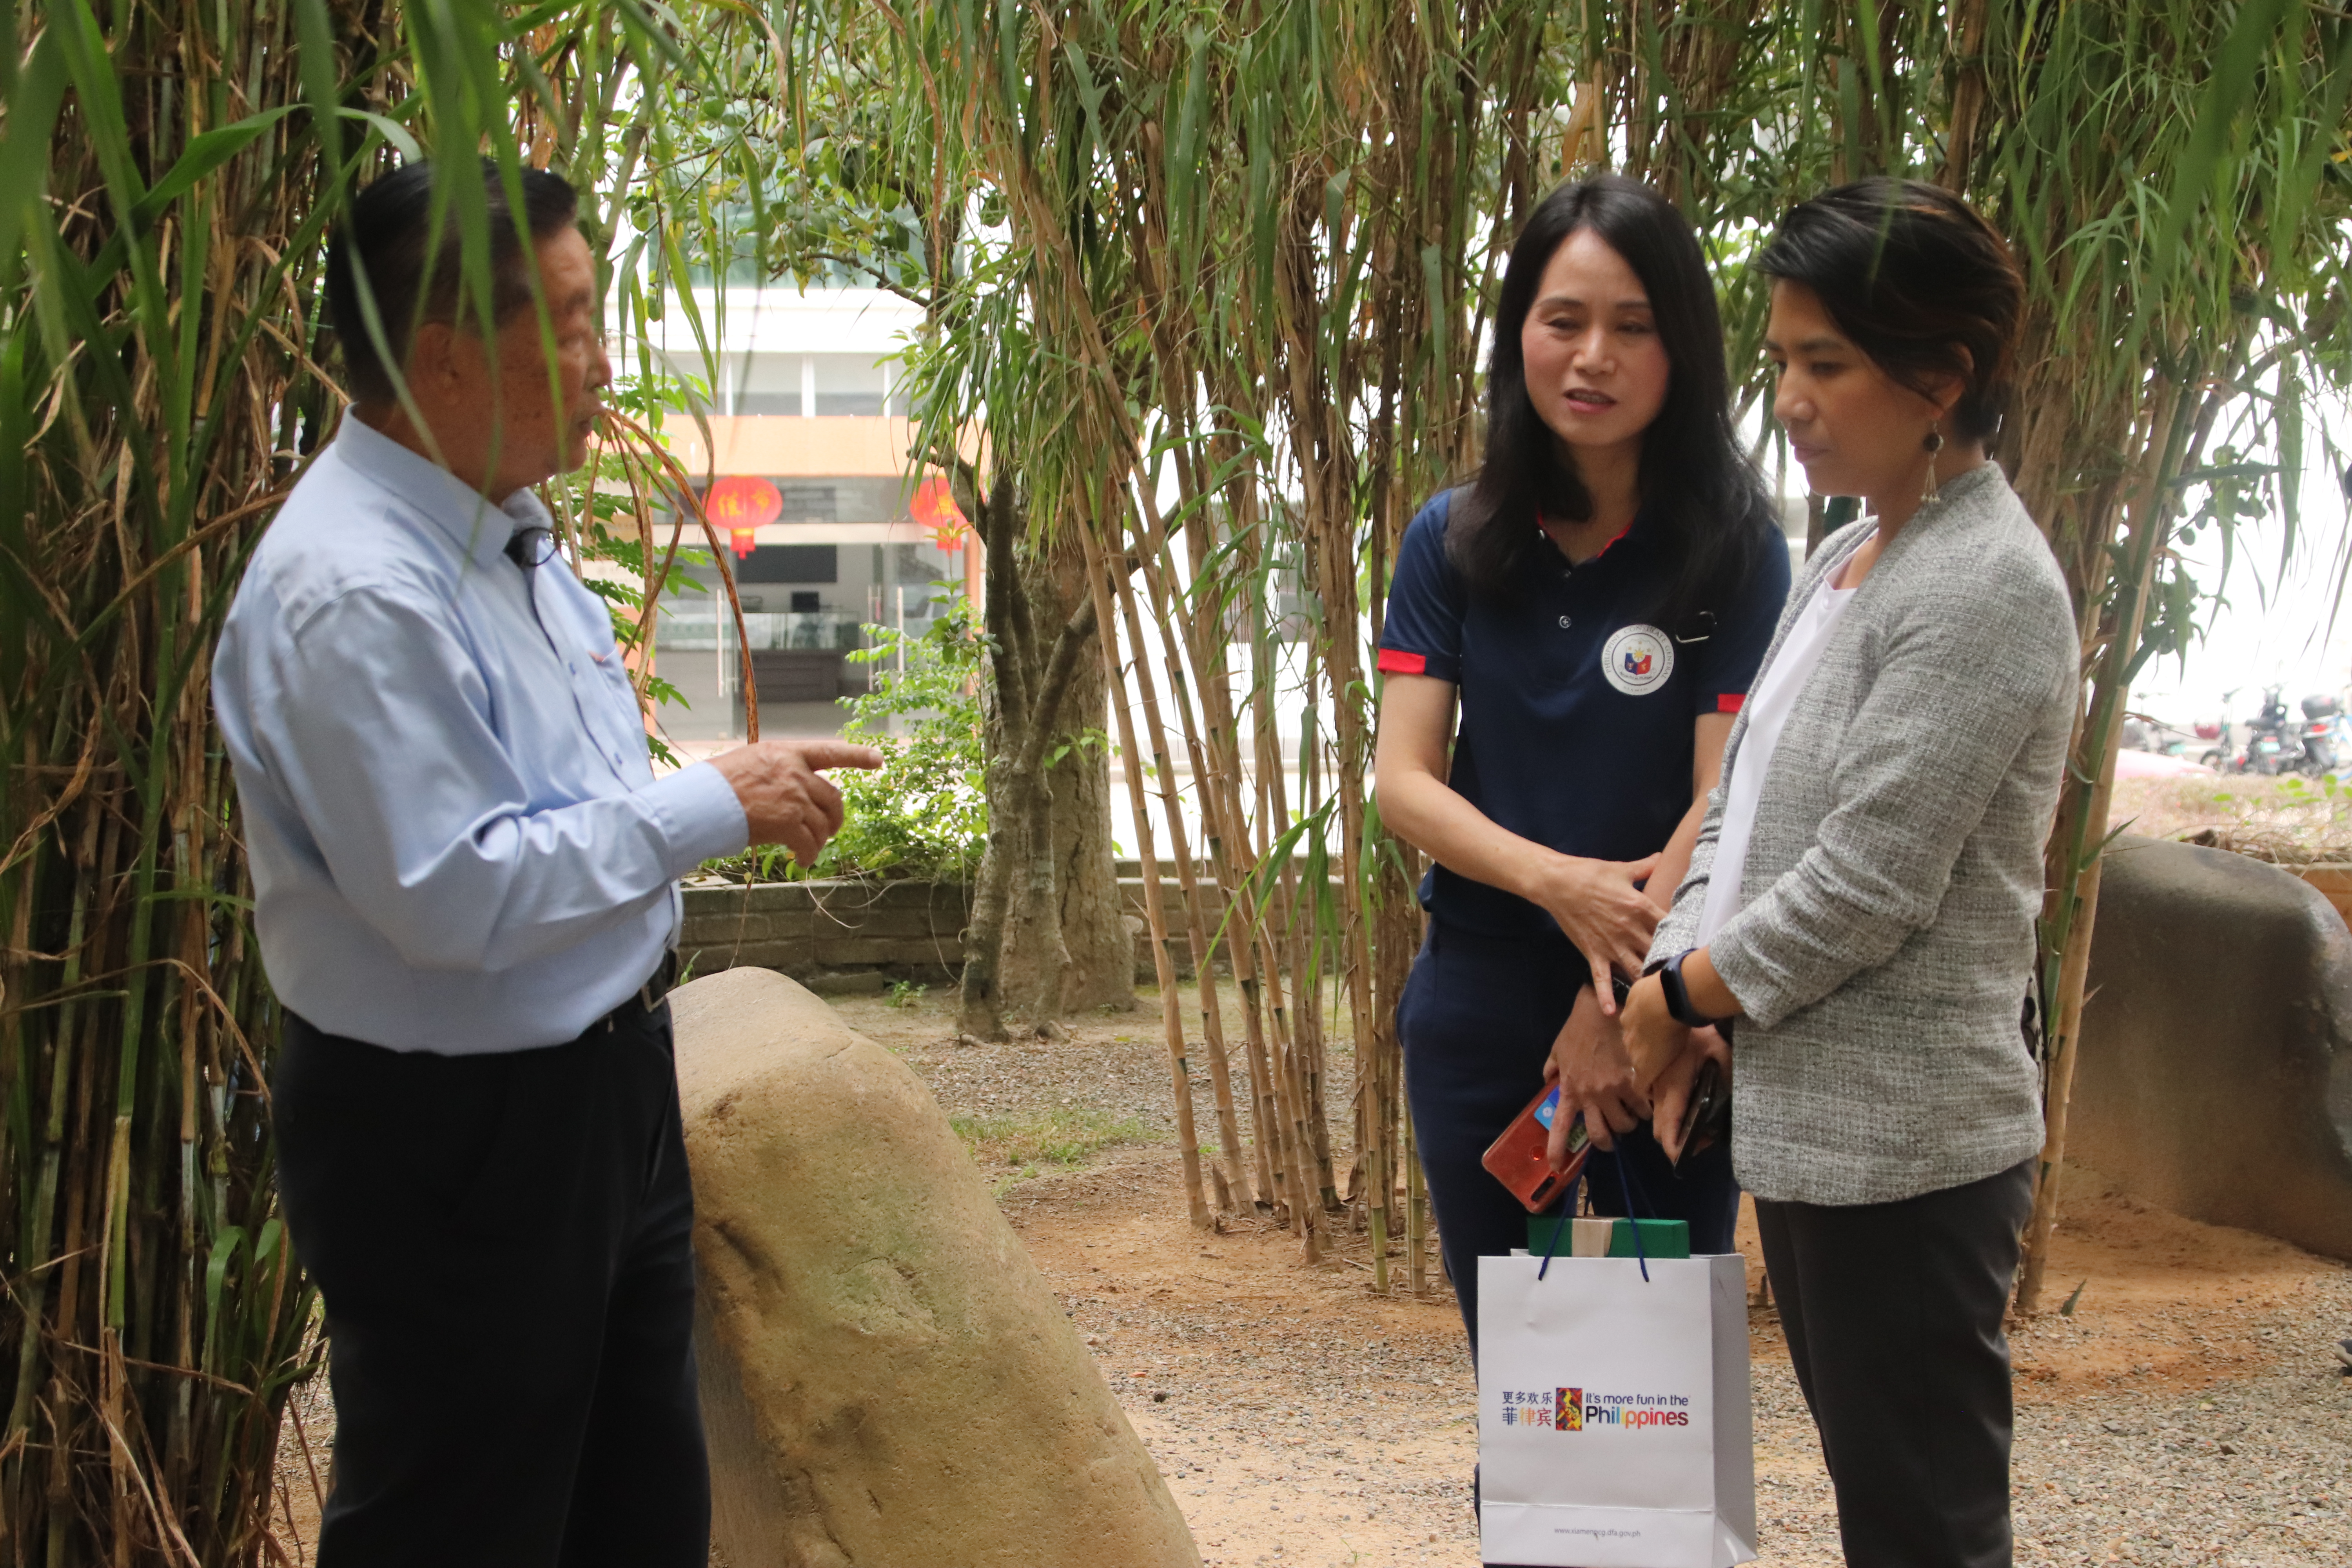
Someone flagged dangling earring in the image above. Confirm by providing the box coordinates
[1922,421,1945,505]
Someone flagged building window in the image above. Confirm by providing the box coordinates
[739,544,839,584]
[736,352,801,416]
[778,485,837,523]
[811,353,890,416]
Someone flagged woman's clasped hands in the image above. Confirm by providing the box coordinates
[1523,846,1734,1171]
[1621,971,1734,1166]
[1520,848,1660,1013]
[1542,982,1647,1168]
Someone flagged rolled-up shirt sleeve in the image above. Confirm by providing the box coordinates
[1378,497,1466,683]
[249,584,747,973]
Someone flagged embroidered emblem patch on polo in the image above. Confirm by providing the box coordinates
[1601,624,1673,696]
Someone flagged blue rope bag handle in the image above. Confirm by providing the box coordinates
[1536,1118,1664,1282]
[1615,1145,1653,1283]
[1536,1132,1657,1283]
[1535,1156,1576,1281]
[1533,1114,1594,1280]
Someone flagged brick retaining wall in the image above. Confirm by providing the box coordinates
[680,872,1190,988]
[677,861,1323,989]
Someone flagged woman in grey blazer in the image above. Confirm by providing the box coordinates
[1621,181,2077,1568]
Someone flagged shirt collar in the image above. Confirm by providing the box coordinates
[1536,506,1647,567]
[332,413,550,572]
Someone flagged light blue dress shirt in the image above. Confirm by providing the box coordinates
[213,416,748,1054]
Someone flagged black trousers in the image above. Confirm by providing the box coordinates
[1398,920,1740,1357]
[1753,1158,2035,1568]
[274,1002,708,1568]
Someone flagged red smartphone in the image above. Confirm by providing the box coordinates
[1480,1082,1591,1214]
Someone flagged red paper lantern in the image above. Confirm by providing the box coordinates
[704,476,782,559]
[909,474,971,550]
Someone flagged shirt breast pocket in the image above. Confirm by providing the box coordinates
[589,646,634,700]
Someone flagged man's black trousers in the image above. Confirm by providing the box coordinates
[274,1002,708,1567]
[1753,1158,2035,1568]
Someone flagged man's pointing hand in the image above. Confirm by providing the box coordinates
[708,738,886,868]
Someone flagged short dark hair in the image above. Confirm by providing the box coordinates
[323,158,581,406]
[1452,174,1776,631]
[1756,178,2023,443]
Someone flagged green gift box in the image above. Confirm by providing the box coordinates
[1527,1215,1691,1259]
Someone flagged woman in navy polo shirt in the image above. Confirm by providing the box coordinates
[1372,175,1789,1348]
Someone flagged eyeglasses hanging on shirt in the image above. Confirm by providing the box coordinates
[505,526,558,570]
[503,525,569,667]
[500,522,636,782]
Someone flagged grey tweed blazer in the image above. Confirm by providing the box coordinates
[1648,461,2078,1207]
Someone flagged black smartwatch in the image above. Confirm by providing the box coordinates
[1657,949,1725,1028]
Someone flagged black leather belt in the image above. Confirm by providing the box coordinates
[593,949,679,1034]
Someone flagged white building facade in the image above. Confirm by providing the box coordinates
[616,285,971,742]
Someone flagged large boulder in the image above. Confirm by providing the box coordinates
[2073,834,2352,1260]
[672,967,1200,1567]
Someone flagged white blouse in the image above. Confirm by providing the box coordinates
[1694,543,1870,946]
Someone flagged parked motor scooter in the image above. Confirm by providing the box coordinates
[2239,686,2295,776]
[2201,691,2277,780]
[2123,712,2199,756]
[2298,693,2347,777]
[2231,733,2290,775]
[2194,716,2230,769]
[2206,687,2291,775]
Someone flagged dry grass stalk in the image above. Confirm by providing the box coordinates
[0,6,759,1555]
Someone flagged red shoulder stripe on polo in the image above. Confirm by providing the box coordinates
[1717,693,1746,713]
[1377,648,1429,675]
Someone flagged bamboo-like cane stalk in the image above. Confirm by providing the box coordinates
[1100,506,1257,1211]
[1129,518,1282,1214]
[774,0,2352,1313]
[1077,520,1212,1228]
[2018,367,2203,1310]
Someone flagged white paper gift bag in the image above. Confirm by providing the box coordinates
[1477,1253,1757,1568]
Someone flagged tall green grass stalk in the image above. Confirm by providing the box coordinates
[0,4,766,1556]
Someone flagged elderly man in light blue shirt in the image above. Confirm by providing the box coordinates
[213,160,877,1567]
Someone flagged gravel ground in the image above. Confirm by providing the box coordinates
[265,982,2352,1566]
[1755,1314,2352,1567]
[1024,1149,2352,1568]
[2004,1344,2352,1565]
[844,982,1361,1160]
[864,985,2352,1567]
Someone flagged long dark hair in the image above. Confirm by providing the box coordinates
[1451,174,1773,633]
[1755,178,2022,443]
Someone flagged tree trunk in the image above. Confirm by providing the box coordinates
[958,477,1130,1040]
[1018,535,1135,1016]
[1045,639,1136,1014]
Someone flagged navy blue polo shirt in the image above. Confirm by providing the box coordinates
[1378,488,1791,940]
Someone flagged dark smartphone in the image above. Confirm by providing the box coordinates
[1481,1083,1591,1214]
[1673,1057,1730,1165]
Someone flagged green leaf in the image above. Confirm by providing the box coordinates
[0,29,67,298]
[126,106,301,234]
[201,1227,249,1374]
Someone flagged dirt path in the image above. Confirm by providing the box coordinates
[270,987,2352,1564]
[1000,1147,1482,1566]
[1005,1143,2350,1568]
